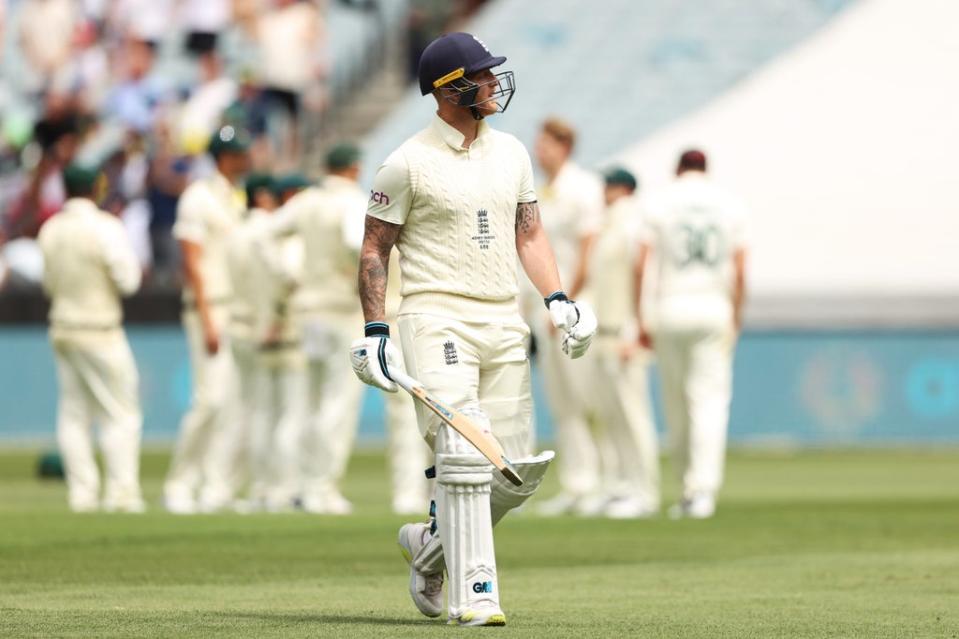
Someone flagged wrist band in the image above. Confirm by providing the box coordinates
[544,291,569,309]
[364,321,390,338]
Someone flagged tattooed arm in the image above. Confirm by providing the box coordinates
[358,215,402,323]
[515,200,563,297]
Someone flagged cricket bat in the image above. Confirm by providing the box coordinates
[390,369,523,486]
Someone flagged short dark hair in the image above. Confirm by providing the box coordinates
[677,149,707,173]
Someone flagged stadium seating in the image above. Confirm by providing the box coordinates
[361,0,854,176]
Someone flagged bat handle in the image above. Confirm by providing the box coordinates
[389,368,418,394]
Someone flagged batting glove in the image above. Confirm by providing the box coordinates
[546,292,597,359]
[350,322,403,392]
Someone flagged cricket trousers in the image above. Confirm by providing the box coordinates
[249,346,307,509]
[51,329,143,512]
[397,303,536,618]
[164,306,237,508]
[653,325,735,501]
[299,310,365,503]
[384,385,430,512]
[589,337,660,509]
[532,319,600,498]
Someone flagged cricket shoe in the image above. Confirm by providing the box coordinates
[397,523,443,618]
[448,605,507,627]
[163,494,197,515]
[535,492,581,516]
[668,494,716,520]
[300,489,353,515]
[604,496,658,520]
[392,494,428,516]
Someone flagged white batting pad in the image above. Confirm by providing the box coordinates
[490,450,555,525]
[434,424,498,618]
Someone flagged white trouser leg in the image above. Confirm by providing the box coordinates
[53,342,99,511]
[536,323,599,497]
[435,424,499,619]
[82,335,143,511]
[592,343,660,508]
[267,358,306,507]
[198,340,241,509]
[165,308,232,502]
[654,331,692,496]
[385,388,430,511]
[236,340,277,504]
[300,313,364,501]
[684,329,734,499]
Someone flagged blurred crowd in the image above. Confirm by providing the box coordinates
[0,0,331,288]
[0,0,493,293]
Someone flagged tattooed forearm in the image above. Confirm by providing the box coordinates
[515,200,540,235]
[358,216,402,323]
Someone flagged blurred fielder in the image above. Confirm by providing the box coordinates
[163,126,250,514]
[227,174,307,511]
[582,168,659,518]
[39,165,144,513]
[530,118,607,516]
[635,149,747,519]
[259,147,368,514]
[351,33,595,626]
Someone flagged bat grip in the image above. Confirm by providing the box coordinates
[388,368,418,394]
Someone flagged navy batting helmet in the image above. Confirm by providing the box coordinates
[417,32,515,119]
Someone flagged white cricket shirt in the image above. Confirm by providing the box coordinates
[539,161,603,286]
[642,172,747,330]
[585,195,642,334]
[264,176,366,316]
[39,198,141,333]
[366,114,537,319]
[173,171,246,306]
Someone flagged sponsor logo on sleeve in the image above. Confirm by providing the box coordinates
[370,190,390,206]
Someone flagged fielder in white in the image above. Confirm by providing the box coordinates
[582,168,660,518]
[164,126,250,514]
[530,118,607,516]
[39,165,144,513]
[635,149,747,520]
[350,33,596,626]
[228,174,307,511]
[259,150,368,514]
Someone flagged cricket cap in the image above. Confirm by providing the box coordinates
[603,167,638,191]
[208,125,251,158]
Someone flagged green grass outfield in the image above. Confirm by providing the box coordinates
[1,448,958,639]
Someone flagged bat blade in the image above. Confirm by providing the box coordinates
[391,370,523,486]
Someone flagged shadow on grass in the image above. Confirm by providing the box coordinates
[216,611,435,627]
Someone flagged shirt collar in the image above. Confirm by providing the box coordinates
[430,114,491,152]
[63,198,100,214]
[323,174,355,190]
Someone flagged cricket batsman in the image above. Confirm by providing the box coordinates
[635,149,747,519]
[350,33,596,626]
[39,165,144,513]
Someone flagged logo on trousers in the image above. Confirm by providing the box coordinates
[472,581,494,594]
[444,340,458,365]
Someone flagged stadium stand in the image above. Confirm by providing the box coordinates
[361,0,855,178]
